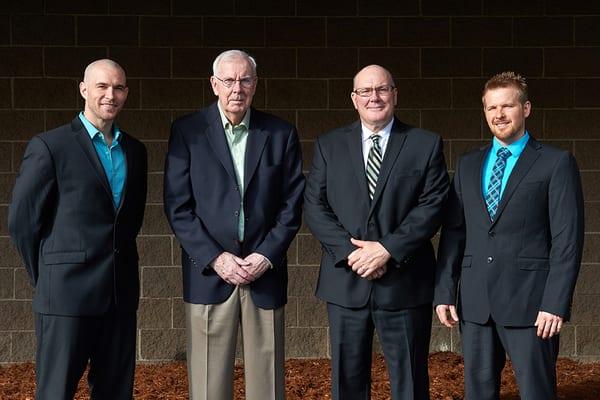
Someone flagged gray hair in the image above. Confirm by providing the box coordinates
[212,50,257,76]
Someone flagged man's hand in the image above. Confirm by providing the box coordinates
[366,264,387,280]
[210,252,252,285]
[435,304,459,328]
[347,238,391,279]
[241,252,271,282]
[535,311,563,339]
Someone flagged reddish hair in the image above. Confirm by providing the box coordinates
[482,71,528,104]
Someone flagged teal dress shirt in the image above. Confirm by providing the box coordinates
[482,131,530,200]
[79,112,126,208]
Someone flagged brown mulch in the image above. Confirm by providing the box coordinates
[1,352,600,399]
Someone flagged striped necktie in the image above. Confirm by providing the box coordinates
[366,134,382,200]
[485,147,512,220]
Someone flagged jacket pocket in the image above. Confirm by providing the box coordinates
[43,251,86,265]
[461,255,472,268]
[518,257,549,270]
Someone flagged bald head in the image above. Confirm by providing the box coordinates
[353,65,395,90]
[83,59,126,84]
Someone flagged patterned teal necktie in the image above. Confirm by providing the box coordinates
[485,147,512,220]
[366,134,382,200]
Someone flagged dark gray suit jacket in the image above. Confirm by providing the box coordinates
[8,117,148,316]
[304,118,449,309]
[434,137,584,326]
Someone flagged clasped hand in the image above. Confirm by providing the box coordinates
[211,252,270,285]
[347,238,390,280]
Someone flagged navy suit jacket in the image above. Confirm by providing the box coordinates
[8,117,147,316]
[164,103,305,309]
[435,137,584,325]
[304,118,449,309]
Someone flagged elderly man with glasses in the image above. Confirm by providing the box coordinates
[304,65,449,400]
[164,49,305,400]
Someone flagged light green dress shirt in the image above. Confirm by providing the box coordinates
[217,103,250,241]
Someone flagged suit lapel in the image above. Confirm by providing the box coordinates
[491,139,541,226]
[205,104,238,184]
[474,144,491,220]
[368,119,408,216]
[72,118,113,200]
[244,110,269,190]
[116,132,131,213]
[346,122,370,205]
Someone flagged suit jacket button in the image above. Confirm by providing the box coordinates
[487,256,493,263]
[234,211,239,216]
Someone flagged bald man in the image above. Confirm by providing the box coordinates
[304,65,449,400]
[8,59,147,399]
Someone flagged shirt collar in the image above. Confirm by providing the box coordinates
[217,102,251,131]
[361,118,394,143]
[78,112,121,143]
[492,130,530,158]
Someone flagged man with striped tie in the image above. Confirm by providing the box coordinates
[434,72,584,399]
[304,65,449,400]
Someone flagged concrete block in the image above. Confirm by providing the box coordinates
[0,47,43,77]
[44,47,108,78]
[137,237,172,267]
[204,17,264,47]
[0,300,33,330]
[140,17,202,46]
[141,266,182,298]
[328,17,387,47]
[78,16,139,46]
[138,298,172,329]
[297,296,328,327]
[266,17,326,47]
[11,331,36,362]
[452,17,512,47]
[0,268,14,299]
[285,327,328,358]
[141,205,171,235]
[297,234,322,266]
[139,328,186,361]
[288,264,319,297]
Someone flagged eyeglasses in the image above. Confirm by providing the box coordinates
[213,76,257,89]
[352,85,396,98]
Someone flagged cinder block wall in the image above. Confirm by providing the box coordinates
[1,0,600,363]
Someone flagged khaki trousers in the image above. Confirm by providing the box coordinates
[185,285,285,400]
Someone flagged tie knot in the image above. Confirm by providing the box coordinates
[370,134,380,145]
[497,147,511,160]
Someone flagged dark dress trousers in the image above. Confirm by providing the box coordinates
[435,137,584,400]
[8,117,147,400]
[163,103,305,309]
[304,118,449,400]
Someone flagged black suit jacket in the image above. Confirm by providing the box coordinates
[8,117,148,316]
[434,137,584,326]
[304,118,449,309]
[163,103,305,309]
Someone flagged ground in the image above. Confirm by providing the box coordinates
[1,353,599,399]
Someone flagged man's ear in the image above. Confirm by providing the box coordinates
[79,81,87,100]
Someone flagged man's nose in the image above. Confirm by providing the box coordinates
[368,89,381,100]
